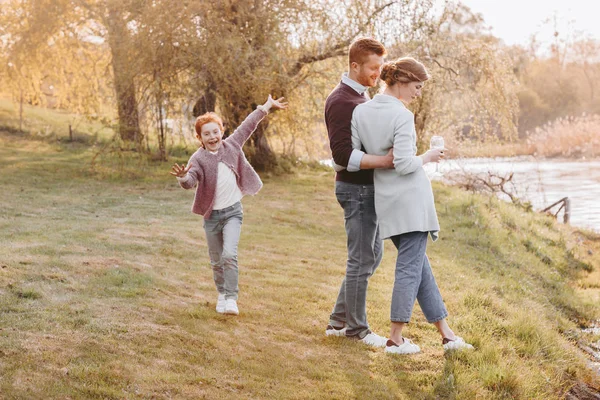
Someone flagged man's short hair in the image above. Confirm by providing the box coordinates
[349,37,386,66]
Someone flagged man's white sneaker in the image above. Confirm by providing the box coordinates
[216,294,226,314]
[442,336,474,351]
[385,338,421,355]
[359,332,388,348]
[224,299,239,315]
[325,324,347,337]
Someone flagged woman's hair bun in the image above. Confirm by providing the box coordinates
[380,57,430,86]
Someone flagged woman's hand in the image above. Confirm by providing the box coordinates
[261,95,288,112]
[170,163,190,178]
[421,148,445,165]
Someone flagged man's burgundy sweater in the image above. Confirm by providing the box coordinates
[324,82,374,185]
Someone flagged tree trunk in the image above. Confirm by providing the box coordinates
[157,98,166,161]
[19,88,23,133]
[193,83,217,117]
[247,121,277,172]
[154,69,167,161]
[413,95,430,154]
[105,7,142,145]
[229,101,277,172]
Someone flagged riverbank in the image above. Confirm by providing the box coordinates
[1,129,599,398]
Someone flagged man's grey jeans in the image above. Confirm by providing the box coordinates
[203,201,243,300]
[330,181,383,338]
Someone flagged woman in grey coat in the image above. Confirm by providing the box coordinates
[351,57,473,355]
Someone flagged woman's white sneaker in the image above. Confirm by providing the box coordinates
[224,299,239,315]
[385,338,421,354]
[442,336,474,351]
[360,332,388,348]
[216,294,226,314]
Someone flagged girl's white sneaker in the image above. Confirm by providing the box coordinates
[216,294,226,314]
[385,338,421,354]
[224,299,239,315]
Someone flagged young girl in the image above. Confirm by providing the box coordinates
[171,95,287,315]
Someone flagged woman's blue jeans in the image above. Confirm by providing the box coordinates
[390,231,448,323]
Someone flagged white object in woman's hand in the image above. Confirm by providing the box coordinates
[428,135,445,174]
[170,163,190,178]
[424,148,445,164]
[430,135,444,151]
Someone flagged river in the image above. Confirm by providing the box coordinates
[424,157,600,232]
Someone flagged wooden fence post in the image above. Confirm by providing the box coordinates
[19,88,23,133]
[542,197,570,225]
[563,197,570,224]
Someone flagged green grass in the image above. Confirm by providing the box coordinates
[0,96,114,145]
[1,108,600,398]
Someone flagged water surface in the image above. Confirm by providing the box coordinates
[427,157,600,232]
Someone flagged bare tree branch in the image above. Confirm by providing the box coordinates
[287,1,396,77]
[431,58,459,76]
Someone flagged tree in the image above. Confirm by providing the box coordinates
[570,38,600,106]
[0,0,111,131]
[0,0,147,146]
[3,0,524,168]
[102,2,143,145]
[181,0,434,170]
[386,2,519,152]
[513,19,600,134]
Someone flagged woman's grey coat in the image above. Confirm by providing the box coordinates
[351,94,440,240]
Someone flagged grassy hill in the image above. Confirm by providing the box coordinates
[1,105,600,398]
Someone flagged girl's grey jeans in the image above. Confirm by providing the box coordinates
[203,202,243,300]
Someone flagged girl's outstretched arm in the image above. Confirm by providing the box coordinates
[170,163,190,178]
[170,160,199,189]
[259,95,288,113]
[228,95,288,147]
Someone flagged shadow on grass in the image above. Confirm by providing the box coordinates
[324,338,441,399]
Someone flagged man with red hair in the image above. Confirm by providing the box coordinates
[324,37,393,346]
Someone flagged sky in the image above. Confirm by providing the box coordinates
[457,0,600,46]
